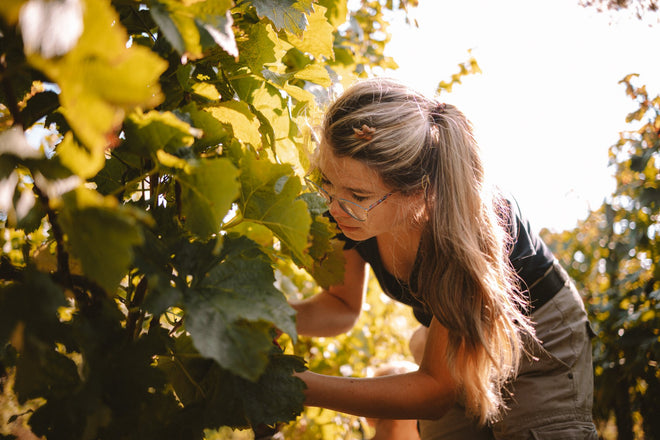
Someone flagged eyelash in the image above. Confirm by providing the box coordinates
[320,177,369,202]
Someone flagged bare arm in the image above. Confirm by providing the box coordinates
[289,248,368,337]
[296,318,458,420]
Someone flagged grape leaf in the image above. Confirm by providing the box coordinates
[286,5,334,61]
[158,333,306,428]
[251,84,290,143]
[150,0,236,59]
[15,337,81,404]
[56,131,105,179]
[123,109,198,157]
[180,102,232,151]
[0,270,69,354]
[250,0,311,35]
[205,100,262,148]
[177,157,239,238]
[59,187,144,294]
[293,62,332,87]
[239,153,312,265]
[299,193,346,288]
[27,0,167,152]
[237,22,290,74]
[239,353,307,426]
[20,90,60,129]
[184,235,296,380]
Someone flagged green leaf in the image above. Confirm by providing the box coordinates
[59,187,144,294]
[192,2,237,57]
[180,102,232,150]
[300,193,345,288]
[184,235,296,380]
[229,221,274,247]
[0,270,69,352]
[14,337,81,404]
[92,151,141,196]
[185,305,273,382]
[250,0,310,35]
[124,109,198,157]
[198,235,297,338]
[239,153,311,265]
[317,0,347,27]
[158,334,306,428]
[149,0,186,54]
[237,22,290,74]
[19,90,60,129]
[240,353,307,426]
[177,157,239,238]
[150,0,236,58]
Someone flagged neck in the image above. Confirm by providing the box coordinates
[377,225,423,282]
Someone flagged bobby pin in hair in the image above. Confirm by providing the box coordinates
[433,102,446,114]
[353,124,376,141]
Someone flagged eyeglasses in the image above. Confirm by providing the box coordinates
[304,176,392,222]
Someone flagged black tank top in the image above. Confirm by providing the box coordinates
[335,195,555,326]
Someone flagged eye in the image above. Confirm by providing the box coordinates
[319,176,332,189]
[352,194,368,203]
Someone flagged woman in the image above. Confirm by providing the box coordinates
[291,78,597,439]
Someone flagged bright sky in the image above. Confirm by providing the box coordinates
[383,0,660,232]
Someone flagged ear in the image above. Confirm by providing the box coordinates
[405,189,429,224]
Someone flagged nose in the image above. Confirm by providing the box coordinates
[327,197,346,219]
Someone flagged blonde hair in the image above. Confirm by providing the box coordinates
[321,78,534,424]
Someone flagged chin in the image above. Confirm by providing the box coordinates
[337,224,370,241]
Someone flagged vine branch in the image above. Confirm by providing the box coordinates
[32,185,72,289]
[0,54,24,128]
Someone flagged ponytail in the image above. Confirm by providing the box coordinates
[321,78,534,424]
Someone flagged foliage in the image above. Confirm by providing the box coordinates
[541,74,660,440]
[579,0,659,21]
[435,50,481,96]
[278,271,420,439]
[0,0,418,438]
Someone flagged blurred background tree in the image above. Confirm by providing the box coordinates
[542,75,660,440]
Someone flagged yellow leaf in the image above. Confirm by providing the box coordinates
[206,101,262,147]
[252,85,289,141]
[28,0,167,152]
[238,22,291,73]
[156,150,192,173]
[192,82,221,101]
[286,5,334,60]
[56,132,105,179]
[283,83,315,106]
[293,63,331,87]
[0,0,25,24]
[640,309,655,322]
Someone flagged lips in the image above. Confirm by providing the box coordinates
[337,222,359,233]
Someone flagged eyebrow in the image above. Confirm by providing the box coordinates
[320,171,375,196]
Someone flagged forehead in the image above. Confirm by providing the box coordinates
[317,144,387,192]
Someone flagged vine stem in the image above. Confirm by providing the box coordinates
[221,213,243,230]
[126,276,148,340]
[0,53,24,128]
[32,184,72,289]
[109,164,160,197]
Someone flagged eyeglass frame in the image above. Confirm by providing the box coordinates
[304,176,393,222]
